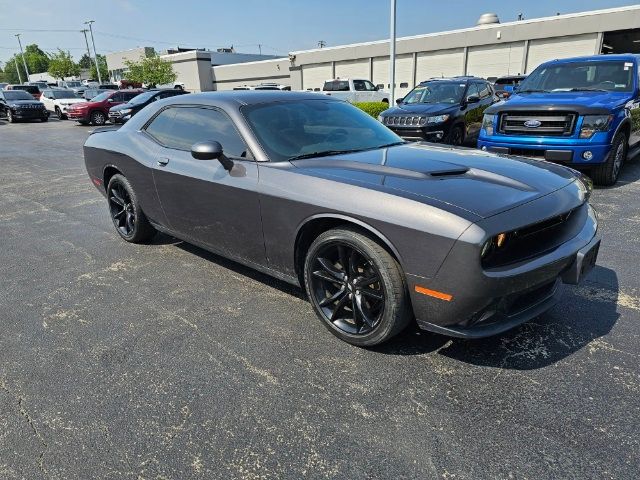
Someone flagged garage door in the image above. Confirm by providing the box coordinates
[372,54,413,96]
[302,63,333,91]
[467,42,525,79]
[416,48,464,82]
[335,59,369,80]
[526,33,599,73]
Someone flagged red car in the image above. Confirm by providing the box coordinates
[67,89,142,125]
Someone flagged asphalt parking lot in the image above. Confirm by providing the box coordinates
[1,118,639,479]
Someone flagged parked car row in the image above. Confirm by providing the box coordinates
[379,54,640,185]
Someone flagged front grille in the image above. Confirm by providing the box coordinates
[19,104,43,110]
[499,111,576,136]
[482,205,586,269]
[384,116,426,127]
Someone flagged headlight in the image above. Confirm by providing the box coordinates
[576,172,593,202]
[480,232,510,260]
[426,114,450,124]
[580,115,612,139]
[120,108,132,115]
[482,114,496,135]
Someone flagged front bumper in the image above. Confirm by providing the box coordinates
[11,109,48,120]
[387,124,449,142]
[407,191,599,338]
[477,137,612,166]
[67,110,90,122]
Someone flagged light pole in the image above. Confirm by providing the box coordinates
[15,34,30,81]
[80,29,92,76]
[84,20,102,84]
[389,0,397,105]
[13,55,23,84]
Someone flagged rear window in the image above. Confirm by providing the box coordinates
[323,80,349,92]
[13,85,38,94]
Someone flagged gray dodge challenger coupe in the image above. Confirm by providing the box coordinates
[84,91,600,346]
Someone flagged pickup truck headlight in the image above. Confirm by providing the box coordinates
[426,114,450,124]
[482,114,496,135]
[580,115,612,138]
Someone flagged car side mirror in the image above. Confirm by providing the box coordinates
[191,141,234,171]
[395,97,404,105]
[466,95,480,104]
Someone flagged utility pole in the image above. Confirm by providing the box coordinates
[13,55,23,84]
[80,29,92,74]
[389,0,397,104]
[15,34,30,81]
[84,20,102,84]
[318,40,326,49]
[258,44,262,55]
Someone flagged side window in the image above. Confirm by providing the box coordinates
[111,92,124,102]
[478,82,491,99]
[364,80,377,91]
[145,107,250,158]
[353,80,366,91]
[465,83,480,100]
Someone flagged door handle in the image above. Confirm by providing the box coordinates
[157,157,169,167]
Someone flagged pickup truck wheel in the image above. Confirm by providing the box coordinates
[591,132,627,186]
[90,111,106,126]
[304,227,411,346]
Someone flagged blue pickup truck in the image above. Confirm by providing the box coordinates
[478,54,640,185]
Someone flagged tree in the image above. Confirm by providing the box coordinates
[124,54,176,87]
[48,50,80,80]
[89,54,108,82]
[3,55,26,83]
[78,53,93,69]
[24,44,49,73]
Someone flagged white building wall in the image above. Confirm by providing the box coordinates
[467,42,526,78]
[526,33,599,73]
[301,63,332,90]
[415,48,465,80]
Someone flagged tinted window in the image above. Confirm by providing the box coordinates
[146,107,249,158]
[3,90,34,100]
[403,82,466,104]
[323,80,349,92]
[519,61,634,92]
[353,80,366,91]
[122,91,141,101]
[477,82,491,99]
[242,99,402,162]
[465,83,480,99]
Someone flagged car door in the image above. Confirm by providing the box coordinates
[462,83,482,142]
[40,90,53,112]
[146,105,266,264]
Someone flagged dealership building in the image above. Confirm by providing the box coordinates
[106,5,640,96]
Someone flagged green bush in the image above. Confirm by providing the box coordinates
[353,102,390,119]
[631,108,640,132]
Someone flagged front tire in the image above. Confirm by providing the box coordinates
[55,107,65,120]
[447,125,464,146]
[303,227,411,346]
[7,110,15,123]
[106,174,156,243]
[591,132,627,186]
[90,110,106,126]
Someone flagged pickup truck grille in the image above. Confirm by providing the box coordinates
[498,111,576,136]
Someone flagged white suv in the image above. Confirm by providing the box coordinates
[40,89,87,119]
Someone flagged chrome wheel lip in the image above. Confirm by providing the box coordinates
[308,241,385,336]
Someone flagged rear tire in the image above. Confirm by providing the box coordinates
[303,227,411,346]
[106,174,156,243]
[90,110,106,126]
[591,132,627,186]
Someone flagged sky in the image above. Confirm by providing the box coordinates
[0,0,638,66]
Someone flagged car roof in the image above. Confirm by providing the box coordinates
[161,90,336,107]
[542,54,640,65]
[418,76,485,85]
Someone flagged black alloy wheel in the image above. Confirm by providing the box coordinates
[448,125,464,146]
[106,174,155,243]
[304,228,411,346]
[309,241,385,335]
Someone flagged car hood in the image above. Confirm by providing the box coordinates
[110,103,136,112]
[384,103,457,115]
[487,91,631,114]
[289,144,578,220]
[8,100,42,107]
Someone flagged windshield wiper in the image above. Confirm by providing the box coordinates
[517,89,549,94]
[567,87,608,92]
[288,149,367,161]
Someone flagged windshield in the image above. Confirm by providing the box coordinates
[242,99,403,162]
[518,61,635,92]
[52,90,80,99]
[402,82,466,104]
[4,91,34,100]
[89,91,111,102]
[66,82,82,87]
[128,91,155,105]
